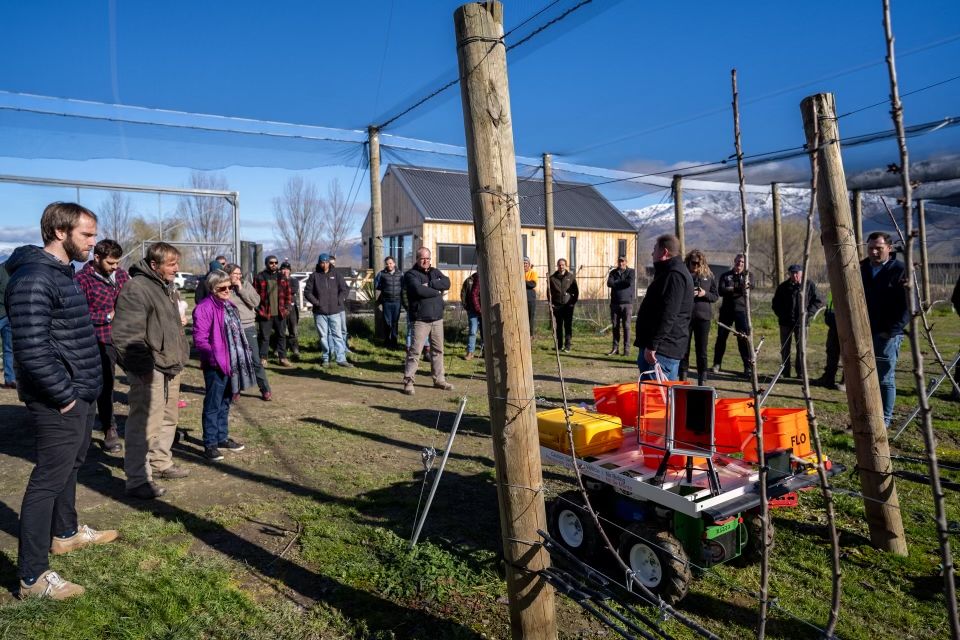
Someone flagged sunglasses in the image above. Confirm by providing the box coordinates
[214,285,231,293]
[267,261,278,265]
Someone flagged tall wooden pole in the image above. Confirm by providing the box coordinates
[801,92,907,555]
[917,198,931,309]
[851,189,864,260]
[771,182,785,284]
[369,126,384,271]
[543,152,555,273]
[672,174,685,258]
[455,4,556,639]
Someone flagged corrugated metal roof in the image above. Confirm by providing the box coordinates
[390,165,635,232]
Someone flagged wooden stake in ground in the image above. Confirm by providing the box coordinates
[771,182,785,285]
[454,3,556,639]
[851,189,864,260]
[800,92,907,555]
[917,199,931,309]
[672,174,685,258]
[369,126,385,338]
[543,152,555,272]
[882,2,960,634]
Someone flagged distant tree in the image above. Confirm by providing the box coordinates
[749,217,826,287]
[320,178,360,257]
[127,214,187,265]
[98,192,135,256]
[177,172,233,266]
[272,176,324,271]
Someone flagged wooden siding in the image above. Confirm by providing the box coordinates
[362,170,424,268]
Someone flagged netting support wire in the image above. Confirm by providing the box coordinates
[882,4,960,638]
[892,350,960,441]
[409,395,468,548]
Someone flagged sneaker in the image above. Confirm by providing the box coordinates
[262,391,273,401]
[606,348,618,356]
[278,358,292,367]
[434,381,454,391]
[218,438,245,452]
[203,447,224,461]
[291,351,301,362]
[336,361,354,368]
[319,361,330,368]
[2,381,16,390]
[101,426,122,453]
[711,364,721,374]
[19,570,85,600]
[157,464,190,480]
[402,380,415,396]
[126,481,166,499]
[260,358,268,367]
[51,524,119,555]
[464,352,474,361]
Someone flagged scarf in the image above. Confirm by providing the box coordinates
[224,302,257,394]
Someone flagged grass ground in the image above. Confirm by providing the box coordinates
[0,300,958,639]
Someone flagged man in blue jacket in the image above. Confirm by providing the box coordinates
[5,202,117,600]
[402,247,454,395]
[861,231,909,427]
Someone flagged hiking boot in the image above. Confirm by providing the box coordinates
[203,447,225,461]
[262,391,273,401]
[126,481,166,500]
[434,381,454,391]
[19,570,85,600]
[278,358,292,367]
[464,352,474,361]
[402,380,415,396]
[218,438,245,452]
[51,524,119,555]
[102,426,122,453]
[336,361,354,368]
[157,464,190,480]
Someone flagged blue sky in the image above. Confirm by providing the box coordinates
[1,0,957,254]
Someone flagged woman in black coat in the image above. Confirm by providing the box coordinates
[679,249,718,385]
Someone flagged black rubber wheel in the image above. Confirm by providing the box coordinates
[733,511,775,566]
[618,523,691,605]
[547,490,599,560]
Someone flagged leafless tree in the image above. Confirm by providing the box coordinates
[319,178,359,257]
[272,176,324,271]
[749,217,826,287]
[176,171,233,266]
[98,192,135,256]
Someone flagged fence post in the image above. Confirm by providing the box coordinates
[771,182,785,284]
[672,174,685,258]
[543,152,555,274]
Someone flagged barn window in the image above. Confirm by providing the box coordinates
[618,238,627,259]
[437,243,477,268]
[569,236,577,272]
[522,234,528,258]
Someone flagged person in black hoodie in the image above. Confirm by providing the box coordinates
[712,254,753,376]
[634,234,694,380]
[375,256,404,349]
[5,202,117,600]
[605,256,635,356]
[548,258,579,352]
[771,265,823,379]
[861,231,909,427]
[402,247,454,395]
[679,249,718,385]
[304,253,352,368]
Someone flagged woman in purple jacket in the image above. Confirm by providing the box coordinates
[192,270,256,461]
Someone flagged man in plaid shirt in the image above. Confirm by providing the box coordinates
[254,255,293,366]
[75,239,130,452]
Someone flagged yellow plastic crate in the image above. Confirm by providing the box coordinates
[537,407,624,457]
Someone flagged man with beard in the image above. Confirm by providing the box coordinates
[6,202,117,599]
[113,242,190,499]
[253,255,292,366]
[75,238,130,453]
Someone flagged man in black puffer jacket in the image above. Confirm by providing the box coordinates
[401,247,453,395]
[634,234,694,380]
[5,202,117,600]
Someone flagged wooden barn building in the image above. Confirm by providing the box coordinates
[360,165,638,300]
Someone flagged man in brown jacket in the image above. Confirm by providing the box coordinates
[113,242,190,499]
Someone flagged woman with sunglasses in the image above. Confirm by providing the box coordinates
[224,263,272,401]
[680,249,718,385]
[192,269,256,461]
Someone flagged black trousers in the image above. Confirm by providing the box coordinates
[285,305,300,355]
[680,318,711,381]
[19,399,94,579]
[527,299,536,336]
[553,305,574,349]
[257,316,287,360]
[714,308,752,370]
[823,321,840,382]
[779,324,804,378]
[610,304,632,351]
[96,342,117,430]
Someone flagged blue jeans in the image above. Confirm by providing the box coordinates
[339,311,349,351]
[201,367,232,448]
[315,314,345,363]
[0,316,14,384]
[874,333,903,426]
[637,351,681,381]
[382,301,401,345]
[467,312,482,354]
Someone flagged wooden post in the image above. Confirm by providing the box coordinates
[454,4,557,639]
[851,189,864,260]
[543,152,555,273]
[369,126,386,339]
[918,198,931,309]
[801,92,908,555]
[771,182,785,284]
[672,174,685,258]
